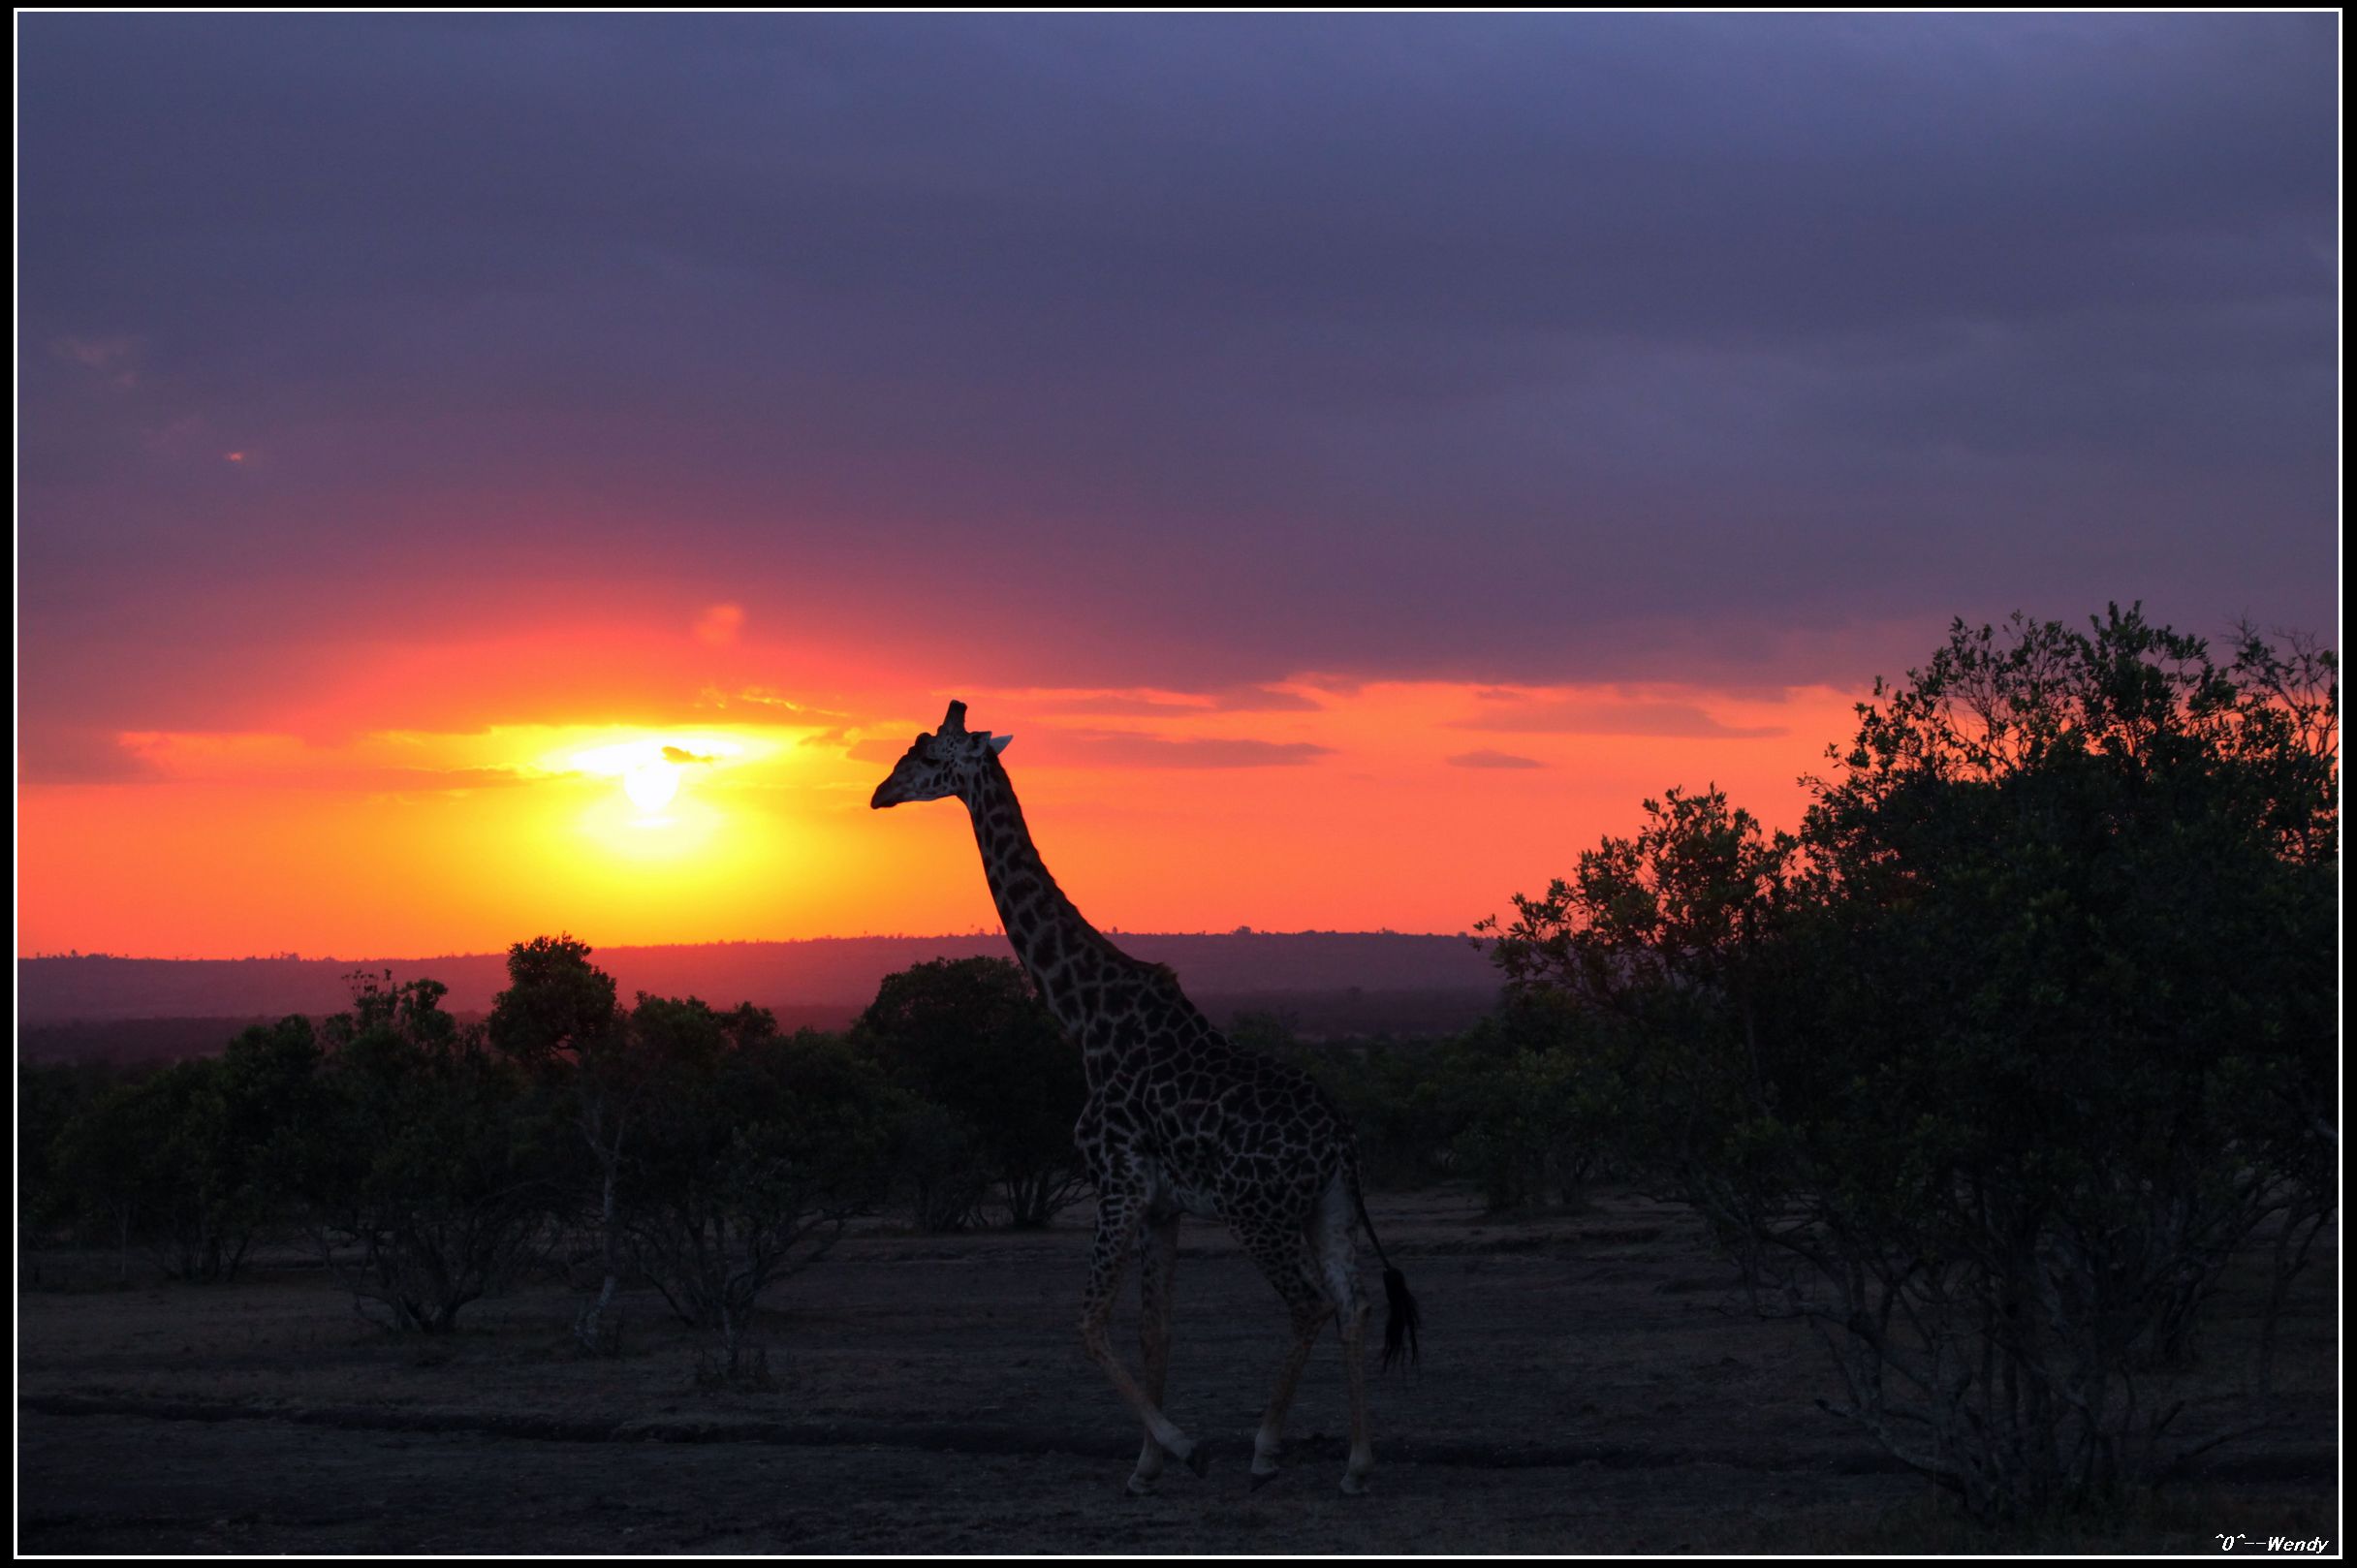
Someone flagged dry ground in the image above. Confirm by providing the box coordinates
[17,1188,2339,1554]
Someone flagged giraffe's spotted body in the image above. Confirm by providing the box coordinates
[872,700,1418,1495]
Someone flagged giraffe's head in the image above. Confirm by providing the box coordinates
[869,700,1013,809]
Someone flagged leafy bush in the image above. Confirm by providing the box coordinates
[485,935,630,1350]
[1253,996,1633,1208]
[854,957,1086,1229]
[304,973,554,1333]
[1481,608,2338,1515]
[18,1059,121,1226]
[486,932,621,1066]
[45,1016,323,1283]
[621,1003,898,1375]
[889,1096,994,1234]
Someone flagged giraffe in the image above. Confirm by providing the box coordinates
[871,699,1420,1496]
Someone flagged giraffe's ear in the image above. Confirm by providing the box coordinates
[989,733,1014,755]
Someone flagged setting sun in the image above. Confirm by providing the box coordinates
[623,757,679,814]
[560,733,761,831]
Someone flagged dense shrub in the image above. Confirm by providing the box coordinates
[304,973,554,1333]
[44,1016,323,1283]
[485,935,630,1349]
[1254,997,1636,1209]
[1481,608,2338,1515]
[486,932,621,1066]
[888,1096,995,1234]
[18,1059,120,1223]
[854,956,1086,1230]
[482,935,909,1364]
[622,1002,899,1376]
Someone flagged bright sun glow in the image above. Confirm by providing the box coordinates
[622,758,679,813]
[553,734,768,845]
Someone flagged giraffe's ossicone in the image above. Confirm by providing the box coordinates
[872,699,1421,1496]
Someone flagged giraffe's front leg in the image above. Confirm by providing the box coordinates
[1081,1189,1206,1481]
[1127,1211,1181,1495]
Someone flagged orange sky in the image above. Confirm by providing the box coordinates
[16,602,1867,957]
[19,16,2336,963]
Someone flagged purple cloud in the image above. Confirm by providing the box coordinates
[1451,700,1788,738]
[16,14,2336,771]
[1048,732,1335,769]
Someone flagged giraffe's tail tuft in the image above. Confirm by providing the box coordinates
[1349,1162,1422,1372]
[1380,1265,1421,1371]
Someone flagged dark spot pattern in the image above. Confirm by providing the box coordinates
[872,704,1398,1487]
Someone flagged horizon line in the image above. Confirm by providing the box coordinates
[19,927,1489,964]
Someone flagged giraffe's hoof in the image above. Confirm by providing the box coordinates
[1249,1468,1279,1492]
[1184,1442,1212,1479]
[1339,1472,1370,1496]
[1124,1473,1159,1498]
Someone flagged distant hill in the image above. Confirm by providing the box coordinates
[16,932,1501,1029]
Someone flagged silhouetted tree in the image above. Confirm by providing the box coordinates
[45,1016,322,1283]
[621,1000,897,1377]
[854,956,1086,1230]
[1405,991,1633,1211]
[487,933,619,1066]
[47,1071,176,1284]
[22,1060,126,1276]
[305,972,551,1333]
[1482,607,2338,1516]
[18,1060,117,1209]
[487,934,628,1351]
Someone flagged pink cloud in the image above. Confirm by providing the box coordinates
[1044,731,1333,769]
[1446,748,1545,769]
[1452,698,1786,738]
[693,603,745,647]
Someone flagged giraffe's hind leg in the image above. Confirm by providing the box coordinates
[1082,1187,1204,1480]
[1315,1176,1377,1494]
[1127,1211,1181,1495]
[1239,1227,1336,1490]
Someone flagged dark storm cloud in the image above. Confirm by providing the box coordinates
[17,14,2338,745]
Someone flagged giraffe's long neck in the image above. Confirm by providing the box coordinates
[962,754,1122,1040]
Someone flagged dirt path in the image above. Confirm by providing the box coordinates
[21,1404,1932,1554]
[17,1188,2338,1553]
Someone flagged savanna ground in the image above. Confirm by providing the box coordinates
[17,1188,2339,1554]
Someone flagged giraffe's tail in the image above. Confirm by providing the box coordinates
[1350,1168,1422,1371]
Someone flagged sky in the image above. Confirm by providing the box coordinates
[16,14,2341,957]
